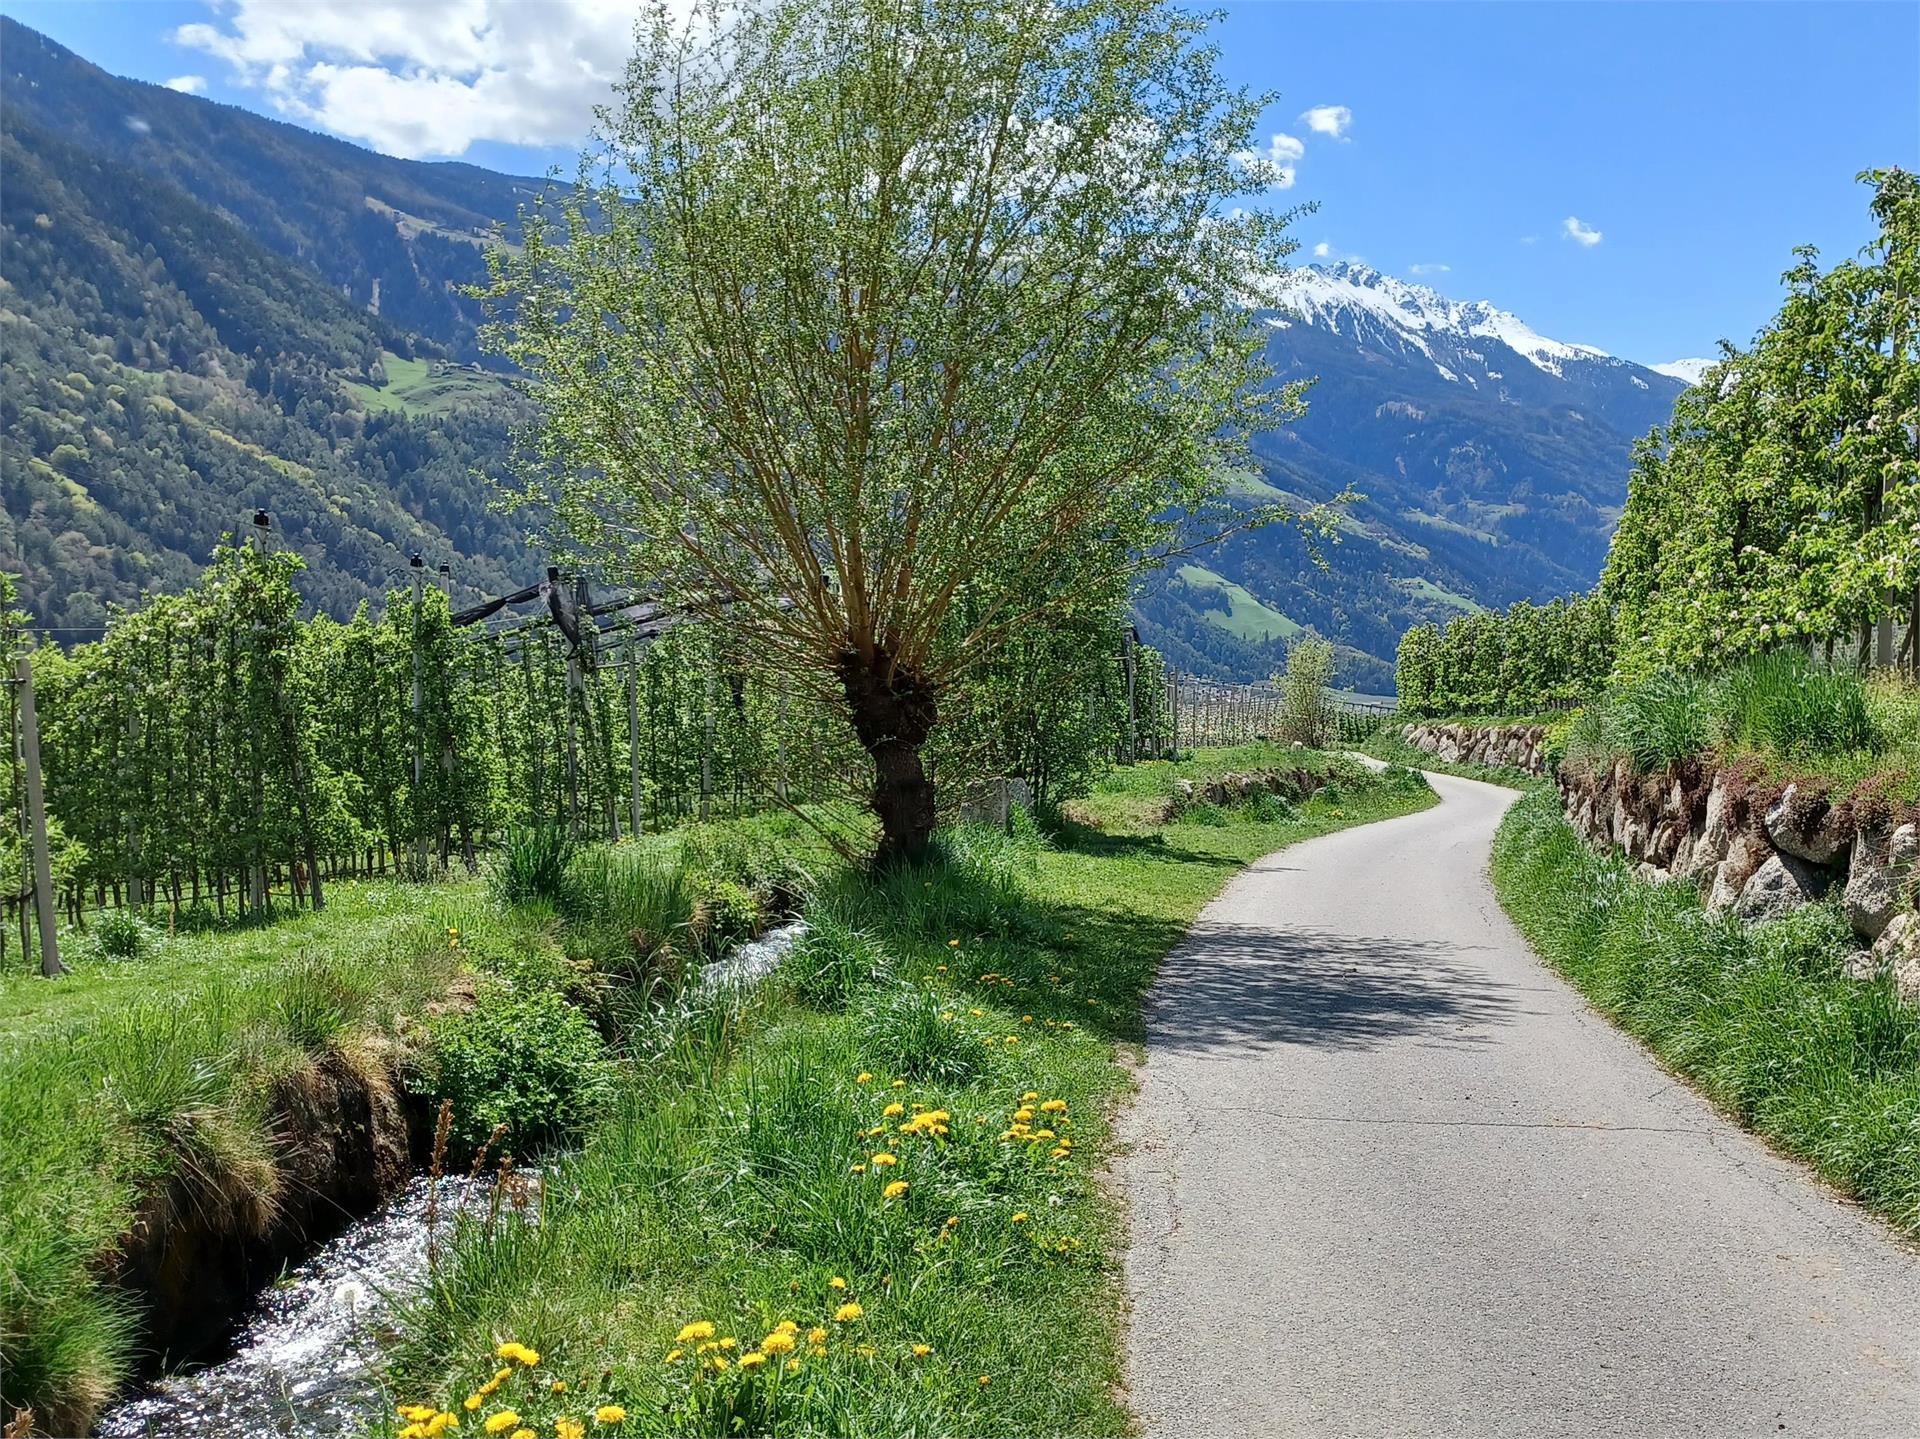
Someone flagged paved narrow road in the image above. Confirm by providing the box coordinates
[1121,770,1920,1439]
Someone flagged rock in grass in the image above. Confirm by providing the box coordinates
[1735,851,1832,923]
[1841,949,1884,982]
[1870,912,1920,1006]
[1843,822,1918,941]
[1763,782,1850,866]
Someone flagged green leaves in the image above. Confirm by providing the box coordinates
[1603,169,1920,673]
[1395,594,1613,717]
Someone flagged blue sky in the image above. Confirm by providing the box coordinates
[5,0,1915,363]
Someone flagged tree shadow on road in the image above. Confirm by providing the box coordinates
[1145,920,1517,1054]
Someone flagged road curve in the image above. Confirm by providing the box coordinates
[1120,769,1920,1439]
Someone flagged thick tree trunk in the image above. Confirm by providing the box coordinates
[837,649,938,867]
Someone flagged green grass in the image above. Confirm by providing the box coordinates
[378,753,1437,1438]
[1392,576,1483,615]
[0,881,478,1433]
[1492,787,1920,1236]
[345,351,515,416]
[1173,563,1302,644]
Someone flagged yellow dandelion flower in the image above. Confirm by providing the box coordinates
[912,1344,932,1358]
[512,1430,536,1439]
[936,964,948,973]
[496,1342,541,1366]
[882,1101,905,1117]
[808,1326,828,1345]
[855,1344,877,1357]
[1021,1090,1039,1101]
[978,1375,992,1387]
[400,1406,437,1423]
[400,1426,428,1439]
[761,1331,796,1355]
[891,1078,906,1089]
[1051,1145,1071,1159]
[427,1416,459,1438]
[718,1336,737,1350]
[464,1396,484,1412]
[870,1151,897,1167]
[774,1319,799,1333]
[834,1301,864,1322]
[948,938,961,948]
[738,1352,768,1371]
[550,1380,567,1394]
[1011,1211,1029,1223]
[829,1276,847,1290]
[1004,1035,1020,1046]
[664,1349,682,1364]
[852,1163,866,1173]
[1041,1099,1067,1113]
[708,1355,730,1372]
[856,1072,873,1084]
[592,1406,625,1425]
[676,1321,716,1343]
[555,1421,585,1439]
[1013,1107,1034,1123]
[483,1412,522,1435]
[883,1179,909,1199]
[969,1008,984,1017]
[786,1358,803,1373]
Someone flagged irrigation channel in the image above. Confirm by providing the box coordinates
[95,923,806,1439]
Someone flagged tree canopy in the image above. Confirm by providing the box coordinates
[488,0,1312,859]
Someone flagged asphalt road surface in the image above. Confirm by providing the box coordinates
[1121,769,1920,1438]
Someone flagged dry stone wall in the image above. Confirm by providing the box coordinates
[1400,723,1549,775]
[1557,759,1920,1005]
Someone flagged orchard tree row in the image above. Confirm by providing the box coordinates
[5,542,1162,923]
[1394,595,1614,719]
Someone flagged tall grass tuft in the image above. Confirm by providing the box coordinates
[1610,668,1715,770]
[494,824,575,909]
[1713,650,1878,759]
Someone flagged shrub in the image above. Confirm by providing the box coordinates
[692,878,763,960]
[90,909,151,962]
[1276,634,1337,747]
[423,988,614,1157]
[1245,791,1295,823]
[494,824,574,909]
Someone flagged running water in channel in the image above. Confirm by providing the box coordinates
[95,922,803,1438]
[97,1175,517,1438]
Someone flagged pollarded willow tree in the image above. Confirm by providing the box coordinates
[487,0,1313,862]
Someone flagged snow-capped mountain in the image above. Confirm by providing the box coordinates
[1135,262,1690,692]
[1651,357,1715,386]
[1265,262,1676,395]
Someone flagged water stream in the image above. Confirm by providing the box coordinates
[94,922,802,1438]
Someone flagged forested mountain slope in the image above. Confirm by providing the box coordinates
[0,18,539,630]
[1137,265,1686,690]
[1,19,1684,676]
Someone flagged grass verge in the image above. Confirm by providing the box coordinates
[1491,787,1920,1236]
[379,751,1437,1438]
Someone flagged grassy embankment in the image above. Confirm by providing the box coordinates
[1,749,1435,1437]
[378,748,1436,1439]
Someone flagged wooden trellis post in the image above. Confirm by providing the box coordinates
[18,656,61,977]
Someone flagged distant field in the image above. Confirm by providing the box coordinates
[1393,575,1483,614]
[1175,562,1303,643]
[346,351,513,416]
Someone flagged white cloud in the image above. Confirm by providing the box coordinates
[163,75,208,94]
[1299,105,1352,140]
[1236,131,1305,190]
[1312,241,1332,258]
[173,0,660,158]
[1408,262,1450,276]
[1561,215,1603,247]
